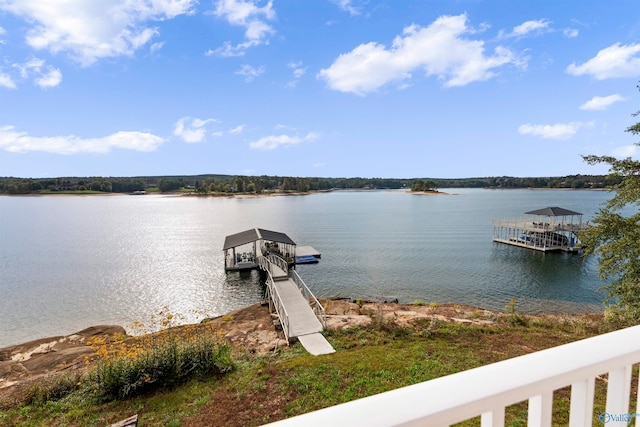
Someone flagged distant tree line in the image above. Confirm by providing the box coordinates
[432,174,621,189]
[0,173,619,195]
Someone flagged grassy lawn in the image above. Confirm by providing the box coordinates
[0,314,636,427]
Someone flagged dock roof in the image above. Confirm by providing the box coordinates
[525,207,582,217]
[223,228,296,250]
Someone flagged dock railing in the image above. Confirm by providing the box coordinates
[266,254,290,275]
[492,219,588,233]
[257,256,291,342]
[264,324,640,427]
[290,268,326,328]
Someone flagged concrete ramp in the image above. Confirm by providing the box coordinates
[298,333,335,356]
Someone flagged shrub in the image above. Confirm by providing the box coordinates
[89,324,234,400]
[1,371,85,408]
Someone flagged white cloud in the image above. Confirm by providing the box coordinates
[209,0,275,57]
[173,117,218,143]
[0,26,6,35]
[0,125,164,154]
[229,125,244,134]
[249,132,319,150]
[580,94,626,111]
[563,28,578,38]
[566,43,640,79]
[289,61,307,79]
[235,64,265,82]
[34,67,62,88]
[286,61,307,88]
[0,71,17,89]
[150,42,165,54]
[313,162,325,168]
[0,0,196,66]
[9,57,62,88]
[611,144,638,158]
[518,122,587,140]
[332,0,361,16]
[501,19,551,38]
[318,15,520,95]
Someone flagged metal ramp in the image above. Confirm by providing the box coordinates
[258,255,335,356]
[298,333,335,356]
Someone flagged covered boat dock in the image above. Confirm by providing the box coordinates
[223,228,297,271]
[492,207,589,252]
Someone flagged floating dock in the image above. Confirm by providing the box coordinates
[295,246,321,264]
[493,207,588,252]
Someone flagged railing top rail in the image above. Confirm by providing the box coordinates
[290,269,325,313]
[264,324,640,426]
[266,254,289,272]
[262,267,290,340]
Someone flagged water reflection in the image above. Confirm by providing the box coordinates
[0,190,615,347]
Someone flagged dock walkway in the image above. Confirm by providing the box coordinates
[258,255,335,356]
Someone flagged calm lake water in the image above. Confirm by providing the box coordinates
[0,189,614,347]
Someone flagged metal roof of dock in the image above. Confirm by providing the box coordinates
[223,228,296,250]
[524,207,582,217]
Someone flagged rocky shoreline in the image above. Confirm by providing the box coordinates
[0,299,594,397]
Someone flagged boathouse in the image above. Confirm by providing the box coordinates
[492,207,588,252]
[223,228,297,271]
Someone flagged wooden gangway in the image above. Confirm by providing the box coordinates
[257,255,335,356]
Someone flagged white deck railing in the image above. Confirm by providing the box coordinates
[257,256,291,342]
[264,324,640,427]
[289,269,326,327]
[492,219,588,233]
[267,254,290,274]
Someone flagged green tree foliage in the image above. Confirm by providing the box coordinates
[581,84,640,323]
[411,179,436,192]
[158,178,182,192]
[0,173,620,195]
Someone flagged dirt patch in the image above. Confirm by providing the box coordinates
[182,366,293,427]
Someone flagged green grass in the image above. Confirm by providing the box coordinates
[0,377,219,427]
[0,315,635,427]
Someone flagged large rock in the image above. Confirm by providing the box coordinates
[0,325,126,390]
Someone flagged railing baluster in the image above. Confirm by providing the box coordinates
[481,407,504,427]
[606,365,632,426]
[569,377,595,427]
[528,391,553,427]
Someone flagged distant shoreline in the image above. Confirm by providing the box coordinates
[409,190,449,195]
[0,187,609,197]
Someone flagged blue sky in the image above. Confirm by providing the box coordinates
[1,0,639,179]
